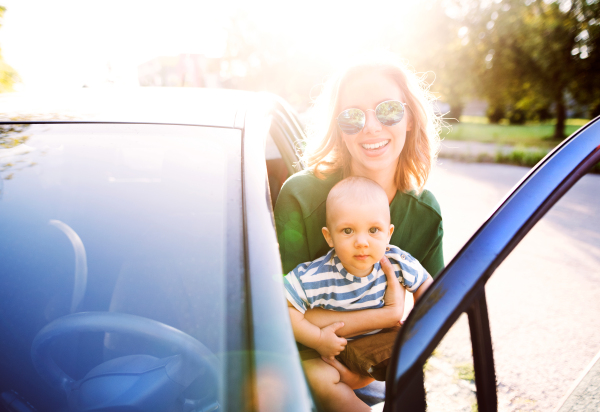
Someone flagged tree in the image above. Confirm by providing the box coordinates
[458,0,600,138]
[0,5,19,92]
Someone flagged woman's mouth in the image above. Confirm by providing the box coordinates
[361,140,390,150]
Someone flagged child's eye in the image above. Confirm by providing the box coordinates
[343,228,353,235]
[369,227,380,234]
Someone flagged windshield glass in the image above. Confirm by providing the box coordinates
[0,123,242,411]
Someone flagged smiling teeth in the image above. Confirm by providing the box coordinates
[362,140,390,150]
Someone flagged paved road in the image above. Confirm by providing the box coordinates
[419,160,600,411]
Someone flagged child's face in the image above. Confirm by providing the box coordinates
[322,199,394,277]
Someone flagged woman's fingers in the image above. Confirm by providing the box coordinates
[381,255,405,322]
[381,256,400,304]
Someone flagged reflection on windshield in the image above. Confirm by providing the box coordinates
[48,219,88,314]
[0,123,241,412]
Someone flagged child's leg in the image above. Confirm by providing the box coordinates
[321,356,375,389]
[303,358,371,412]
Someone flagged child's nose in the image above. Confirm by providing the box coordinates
[355,234,369,248]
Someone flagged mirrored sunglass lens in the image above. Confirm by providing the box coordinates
[376,101,404,126]
[337,109,365,134]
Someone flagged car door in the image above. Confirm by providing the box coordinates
[384,117,600,412]
[264,95,306,209]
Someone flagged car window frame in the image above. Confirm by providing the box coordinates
[384,117,600,412]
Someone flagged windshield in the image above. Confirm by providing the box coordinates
[0,123,243,411]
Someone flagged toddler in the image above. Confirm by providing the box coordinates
[284,177,433,402]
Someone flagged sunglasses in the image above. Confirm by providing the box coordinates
[336,100,407,135]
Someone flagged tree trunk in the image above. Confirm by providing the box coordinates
[554,92,566,140]
[448,103,464,123]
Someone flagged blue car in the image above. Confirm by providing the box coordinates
[0,88,312,412]
[0,88,599,412]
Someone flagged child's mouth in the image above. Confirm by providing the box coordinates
[354,255,369,260]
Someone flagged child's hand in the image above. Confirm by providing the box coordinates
[315,322,347,357]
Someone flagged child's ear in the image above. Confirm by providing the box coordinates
[388,224,395,240]
[322,227,334,248]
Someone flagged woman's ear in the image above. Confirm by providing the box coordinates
[322,227,335,248]
[406,111,414,132]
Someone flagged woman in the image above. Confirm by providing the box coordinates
[274,53,443,411]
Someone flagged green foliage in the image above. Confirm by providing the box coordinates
[494,146,549,167]
[456,362,475,381]
[442,121,582,146]
[0,5,19,92]
[452,0,600,139]
[486,106,505,124]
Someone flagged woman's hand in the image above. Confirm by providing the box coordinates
[381,256,405,325]
[315,322,348,358]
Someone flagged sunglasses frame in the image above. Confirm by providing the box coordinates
[336,100,408,135]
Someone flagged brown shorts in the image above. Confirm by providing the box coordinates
[298,325,400,381]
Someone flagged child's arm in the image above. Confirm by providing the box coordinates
[303,256,405,337]
[413,274,434,301]
[287,301,347,357]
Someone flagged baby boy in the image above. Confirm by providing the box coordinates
[284,176,433,388]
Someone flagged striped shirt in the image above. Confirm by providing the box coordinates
[284,245,429,327]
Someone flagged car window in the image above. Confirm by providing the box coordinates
[422,314,477,411]
[0,123,243,411]
[414,161,600,411]
[265,133,289,209]
[484,175,600,411]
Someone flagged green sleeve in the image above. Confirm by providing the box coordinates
[421,220,444,278]
[274,187,310,274]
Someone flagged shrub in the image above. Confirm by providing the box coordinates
[508,109,527,125]
[486,106,505,124]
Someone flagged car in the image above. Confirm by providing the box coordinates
[0,88,313,412]
[0,87,598,412]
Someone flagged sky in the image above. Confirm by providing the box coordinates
[0,0,425,91]
[0,0,230,90]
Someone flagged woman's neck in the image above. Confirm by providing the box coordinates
[350,164,397,204]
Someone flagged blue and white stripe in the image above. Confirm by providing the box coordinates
[283,245,429,317]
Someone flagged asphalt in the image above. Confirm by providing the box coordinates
[423,160,600,412]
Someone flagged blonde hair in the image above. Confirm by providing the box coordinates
[325,176,389,227]
[302,52,441,194]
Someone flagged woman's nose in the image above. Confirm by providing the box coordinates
[362,110,382,134]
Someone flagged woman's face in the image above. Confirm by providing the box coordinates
[337,71,411,176]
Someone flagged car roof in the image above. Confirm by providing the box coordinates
[0,87,258,128]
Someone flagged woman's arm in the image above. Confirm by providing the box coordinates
[421,221,445,278]
[274,189,312,274]
[304,256,405,338]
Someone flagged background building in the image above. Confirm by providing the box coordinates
[138,54,221,88]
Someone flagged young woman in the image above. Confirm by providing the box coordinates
[274,53,443,411]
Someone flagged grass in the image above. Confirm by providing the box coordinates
[442,116,589,148]
[440,116,600,173]
[456,363,475,382]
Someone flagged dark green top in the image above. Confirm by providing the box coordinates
[274,169,445,277]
